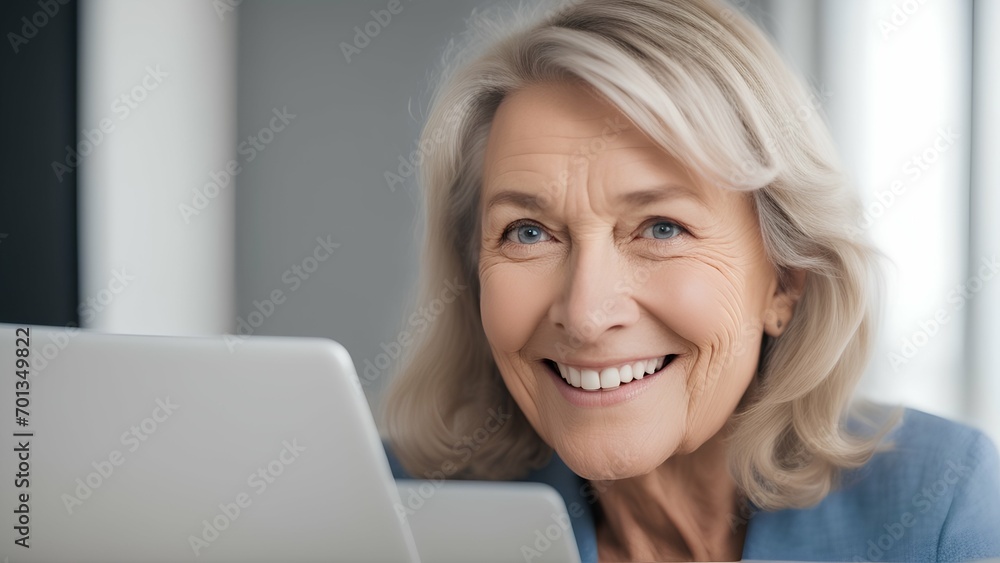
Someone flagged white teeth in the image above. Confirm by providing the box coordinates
[568,366,582,388]
[619,364,633,383]
[633,361,645,380]
[599,367,620,389]
[580,369,601,390]
[552,356,670,391]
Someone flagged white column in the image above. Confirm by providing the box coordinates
[79,0,237,335]
[823,0,970,421]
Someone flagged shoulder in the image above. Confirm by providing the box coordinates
[881,408,1000,561]
[859,407,999,516]
[744,406,1000,561]
[886,406,995,462]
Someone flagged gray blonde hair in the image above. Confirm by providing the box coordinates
[383,0,895,510]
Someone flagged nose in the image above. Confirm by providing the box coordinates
[548,240,641,344]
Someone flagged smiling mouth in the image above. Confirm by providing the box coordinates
[543,355,677,391]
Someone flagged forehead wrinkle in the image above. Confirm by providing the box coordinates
[486,137,614,164]
[487,152,577,169]
[600,148,686,168]
[601,154,710,194]
[482,157,574,200]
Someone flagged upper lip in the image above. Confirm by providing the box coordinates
[545,354,673,371]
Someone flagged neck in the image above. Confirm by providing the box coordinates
[592,431,746,562]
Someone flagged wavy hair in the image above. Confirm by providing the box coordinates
[382,0,896,510]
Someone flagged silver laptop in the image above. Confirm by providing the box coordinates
[2,324,419,562]
[1,324,581,562]
[397,480,582,563]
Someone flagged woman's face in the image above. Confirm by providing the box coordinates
[477,81,800,479]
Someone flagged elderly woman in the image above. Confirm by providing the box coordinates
[382,0,1000,561]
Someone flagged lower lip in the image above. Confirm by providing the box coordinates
[545,358,676,408]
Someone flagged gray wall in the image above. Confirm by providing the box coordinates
[236,1,483,416]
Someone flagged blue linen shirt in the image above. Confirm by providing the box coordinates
[385,407,1000,561]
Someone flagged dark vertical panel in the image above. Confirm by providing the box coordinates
[0,0,78,326]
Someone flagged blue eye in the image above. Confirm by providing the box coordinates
[642,221,683,240]
[504,222,551,245]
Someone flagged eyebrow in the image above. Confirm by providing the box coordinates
[484,184,703,212]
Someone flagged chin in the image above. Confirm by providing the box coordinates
[548,429,681,481]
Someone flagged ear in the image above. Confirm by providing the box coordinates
[763,269,806,337]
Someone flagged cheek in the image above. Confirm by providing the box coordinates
[641,260,750,345]
[478,263,557,354]
[641,260,763,426]
[478,261,561,429]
